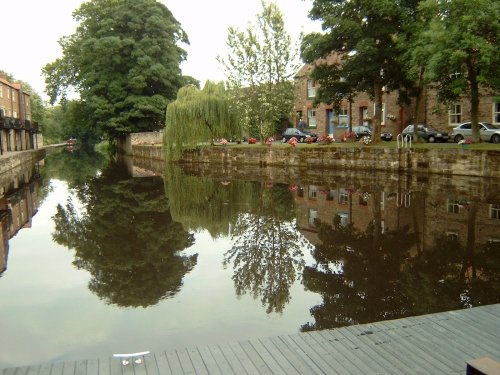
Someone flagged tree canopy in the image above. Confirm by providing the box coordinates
[418,0,500,142]
[301,0,407,142]
[43,0,189,139]
[164,81,238,160]
[218,0,300,141]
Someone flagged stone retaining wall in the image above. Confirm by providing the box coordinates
[176,146,500,178]
[127,143,500,178]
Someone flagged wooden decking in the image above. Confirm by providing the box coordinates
[3,304,500,374]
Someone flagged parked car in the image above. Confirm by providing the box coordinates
[452,122,500,144]
[401,124,449,143]
[351,125,393,141]
[281,128,317,143]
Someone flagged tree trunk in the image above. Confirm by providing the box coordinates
[373,81,383,143]
[413,66,425,142]
[467,53,480,143]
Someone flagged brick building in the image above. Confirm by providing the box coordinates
[293,56,500,140]
[0,74,39,154]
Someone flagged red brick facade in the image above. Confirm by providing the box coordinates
[294,57,500,139]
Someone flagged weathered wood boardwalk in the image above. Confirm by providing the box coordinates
[3,304,500,374]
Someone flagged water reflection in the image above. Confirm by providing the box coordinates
[53,161,196,307]
[168,163,500,328]
[0,164,42,276]
[164,165,310,313]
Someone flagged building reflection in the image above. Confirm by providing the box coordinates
[0,165,41,275]
[292,183,500,251]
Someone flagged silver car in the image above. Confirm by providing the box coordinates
[452,122,500,143]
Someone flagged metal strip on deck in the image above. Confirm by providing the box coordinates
[2,304,500,375]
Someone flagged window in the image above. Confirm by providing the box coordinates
[12,91,15,102]
[13,111,17,118]
[0,84,2,98]
[309,208,318,227]
[493,102,500,125]
[490,204,500,219]
[307,80,316,98]
[336,212,349,227]
[307,109,317,128]
[308,185,317,200]
[338,188,349,204]
[447,199,464,214]
[449,104,462,125]
[338,108,348,128]
[446,232,459,241]
[373,103,386,125]
[7,88,10,99]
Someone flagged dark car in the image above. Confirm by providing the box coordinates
[351,125,393,141]
[401,124,448,143]
[281,128,317,143]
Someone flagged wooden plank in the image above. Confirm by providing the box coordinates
[425,314,500,354]
[268,335,322,375]
[97,357,110,375]
[254,338,297,375]
[451,308,500,338]
[165,349,183,375]
[373,320,452,374]
[132,355,148,375]
[336,325,414,374]
[400,316,486,364]
[238,340,273,375]
[310,330,373,374]
[217,342,256,375]
[414,316,496,356]
[285,333,337,374]
[294,332,349,374]
[246,339,288,375]
[347,323,439,375]
[25,365,41,375]
[74,360,87,375]
[197,345,225,375]
[143,353,161,375]
[176,348,197,375]
[151,352,170,375]
[109,357,122,375]
[38,363,53,375]
[185,347,209,375]
[61,362,75,375]
[205,344,234,375]
[196,345,222,375]
[86,359,98,375]
[320,328,389,374]
[382,317,466,372]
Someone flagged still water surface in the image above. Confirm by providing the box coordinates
[0,148,499,368]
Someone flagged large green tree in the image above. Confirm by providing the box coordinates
[218,0,300,141]
[419,0,500,142]
[301,0,408,143]
[43,0,188,139]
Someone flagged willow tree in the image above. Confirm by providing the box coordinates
[164,81,238,160]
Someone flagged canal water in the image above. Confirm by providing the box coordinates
[1,147,499,368]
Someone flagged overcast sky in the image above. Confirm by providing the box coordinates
[2,0,321,101]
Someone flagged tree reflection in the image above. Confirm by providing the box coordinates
[302,193,500,331]
[52,162,196,307]
[302,191,415,330]
[224,184,310,314]
[165,165,310,314]
[401,200,500,314]
[164,165,255,238]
